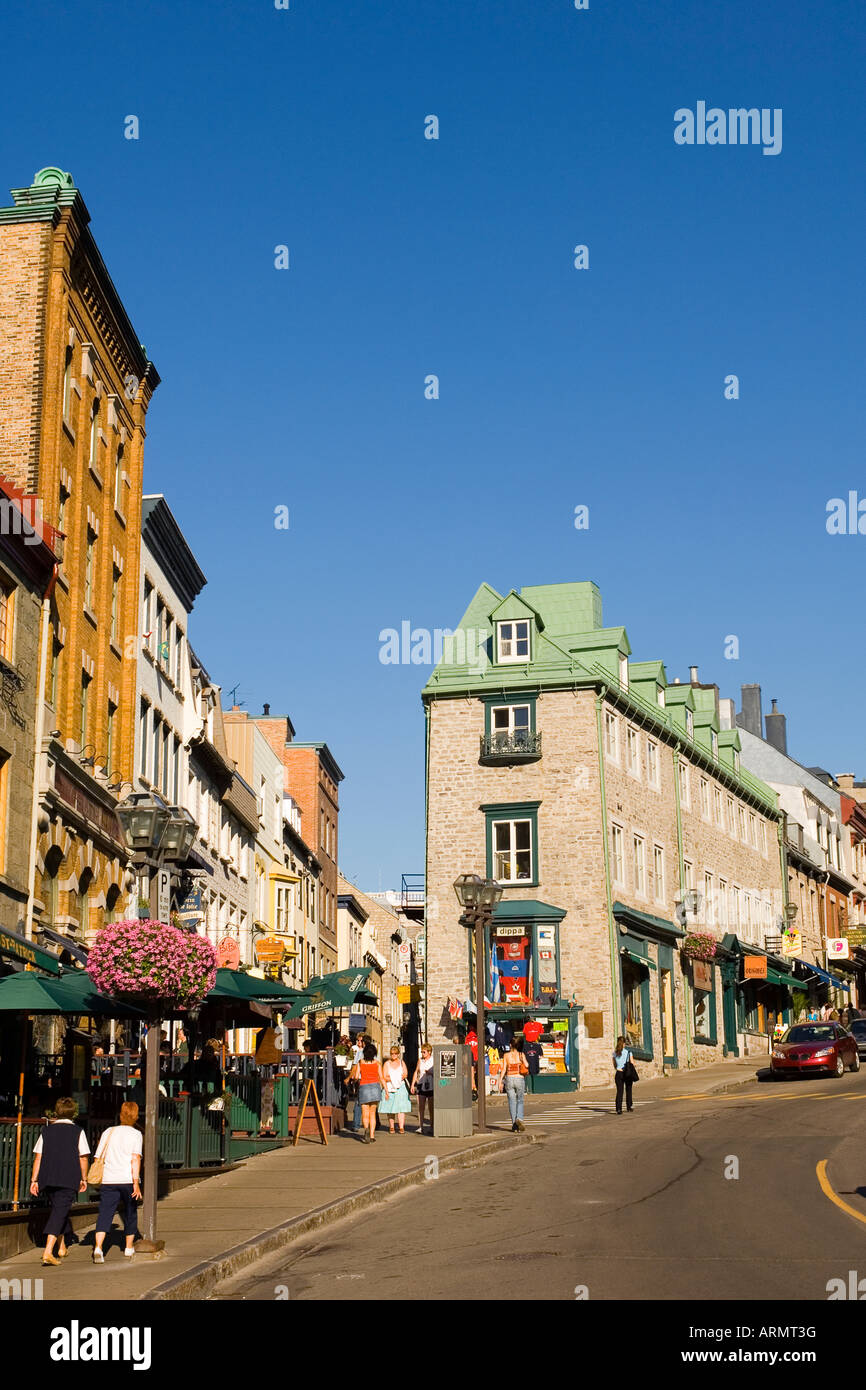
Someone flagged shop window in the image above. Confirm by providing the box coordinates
[693,960,717,1043]
[621,952,652,1058]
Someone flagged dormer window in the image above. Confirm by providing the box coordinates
[685,708,694,737]
[656,686,665,708]
[497,620,530,664]
[619,655,629,689]
[711,731,719,759]
[733,749,740,772]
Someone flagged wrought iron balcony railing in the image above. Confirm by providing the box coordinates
[479,730,542,763]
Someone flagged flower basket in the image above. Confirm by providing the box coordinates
[87,918,217,1012]
[681,932,717,962]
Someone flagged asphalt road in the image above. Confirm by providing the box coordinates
[214,1070,866,1302]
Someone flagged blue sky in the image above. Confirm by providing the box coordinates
[2,1,864,887]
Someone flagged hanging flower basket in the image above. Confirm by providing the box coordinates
[87,918,217,1011]
[681,932,717,962]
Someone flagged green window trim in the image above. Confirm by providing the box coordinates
[481,692,538,737]
[482,800,541,888]
[692,961,718,1045]
[619,933,654,1061]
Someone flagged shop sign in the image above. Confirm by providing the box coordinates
[495,926,526,937]
[175,884,204,931]
[254,935,286,964]
[397,984,422,1004]
[744,955,767,980]
[826,938,849,960]
[217,936,240,970]
[846,929,866,946]
[780,930,802,957]
[693,959,713,991]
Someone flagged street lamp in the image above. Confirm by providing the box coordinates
[114,792,199,1256]
[454,873,503,1134]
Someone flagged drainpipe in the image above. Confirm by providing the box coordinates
[672,743,693,1068]
[594,688,621,1039]
[25,588,53,942]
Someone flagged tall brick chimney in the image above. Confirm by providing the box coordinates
[737,684,763,739]
[764,698,787,755]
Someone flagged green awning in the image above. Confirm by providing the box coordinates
[0,968,144,1017]
[207,968,307,1006]
[282,967,378,1020]
[0,927,63,976]
[613,902,684,942]
[765,967,804,991]
[621,947,657,971]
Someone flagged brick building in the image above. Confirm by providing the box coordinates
[0,166,159,949]
[253,708,343,977]
[423,581,788,1088]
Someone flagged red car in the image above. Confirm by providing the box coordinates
[771,1023,861,1078]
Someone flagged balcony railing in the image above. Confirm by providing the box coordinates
[480,731,542,764]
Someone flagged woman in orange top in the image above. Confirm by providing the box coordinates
[348,1043,384,1143]
[501,1042,528,1132]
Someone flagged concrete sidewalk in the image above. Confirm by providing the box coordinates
[0,1053,765,1301]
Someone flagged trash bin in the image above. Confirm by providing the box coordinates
[432,1043,473,1137]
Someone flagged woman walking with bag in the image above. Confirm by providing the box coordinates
[410,1043,435,1135]
[29,1096,90,1266]
[90,1100,143,1262]
[613,1035,637,1114]
[501,1041,528,1132]
[347,1043,384,1143]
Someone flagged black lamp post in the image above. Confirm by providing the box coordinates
[453,873,503,1134]
[115,792,199,1254]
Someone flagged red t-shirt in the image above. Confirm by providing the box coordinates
[465,1031,478,1060]
[522,1021,544,1043]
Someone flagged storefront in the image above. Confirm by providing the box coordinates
[613,903,685,1069]
[470,899,578,1091]
[0,927,63,978]
[721,934,805,1054]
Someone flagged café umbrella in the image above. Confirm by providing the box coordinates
[281,967,378,1021]
[0,968,144,1209]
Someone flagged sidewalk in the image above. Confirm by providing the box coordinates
[0,1053,764,1301]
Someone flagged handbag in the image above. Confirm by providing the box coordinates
[624,1059,640,1084]
[86,1126,116,1185]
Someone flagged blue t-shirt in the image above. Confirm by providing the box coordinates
[613,1048,632,1071]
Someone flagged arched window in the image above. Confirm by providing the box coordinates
[105,883,121,925]
[42,846,63,928]
[77,868,93,938]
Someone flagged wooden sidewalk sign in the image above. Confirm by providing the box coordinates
[292,1077,328,1146]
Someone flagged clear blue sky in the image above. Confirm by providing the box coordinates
[2,1,864,887]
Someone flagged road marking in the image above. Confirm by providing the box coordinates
[816,1160,866,1228]
[524,1101,654,1126]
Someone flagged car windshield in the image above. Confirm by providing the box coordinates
[850,1020,866,1037]
[783,1025,836,1043]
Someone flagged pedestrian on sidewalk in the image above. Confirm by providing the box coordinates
[501,1042,528,1132]
[380,1047,411,1134]
[348,1043,384,1143]
[613,1036,636,1114]
[91,1101,143,1263]
[410,1043,435,1134]
[29,1096,90,1266]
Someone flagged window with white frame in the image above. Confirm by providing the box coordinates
[760,822,768,856]
[492,817,533,882]
[738,805,747,843]
[646,739,659,788]
[683,859,695,892]
[718,877,728,927]
[727,796,736,837]
[732,886,742,930]
[733,749,740,772]
[653,845,665,902]
[610,824,625,885]
[704,871,714,926]
[711,730,719,759]
[749,812,759,850]
[679,762,690,809]
[685,708,694,738]
[496,620,530,663]
[604,711,620,762]
[713,786,723,827]
[618,654,629,689]
[633,834,646,895]
[657,686,665,708]
[700,778,710,819]
[490,703,531,748]
[626,727,640,776]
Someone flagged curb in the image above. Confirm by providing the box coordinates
[141,1130,537,1301]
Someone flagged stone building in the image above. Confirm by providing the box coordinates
[0,166,159,950]
[423,581,786,1087]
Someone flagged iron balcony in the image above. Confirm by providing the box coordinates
[479,730,542,764]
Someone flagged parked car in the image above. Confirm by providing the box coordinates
[849,1018,866,1059]
[771,1023,860,1078]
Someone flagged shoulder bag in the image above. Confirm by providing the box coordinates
[85,1126,116,1185]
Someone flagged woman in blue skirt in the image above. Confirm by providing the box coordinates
[379,1046,411,1134]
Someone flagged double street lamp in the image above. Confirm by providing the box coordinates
[115,792,199,1254]
[453,873,503,1134]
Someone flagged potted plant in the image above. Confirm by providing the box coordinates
[681,932,717,962]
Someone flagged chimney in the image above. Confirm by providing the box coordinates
[263,703,270,716]
[689,665,699,683]
[673,677,681,684]
[737,684,763,739]
[837,774,856,792]
[764,698,787,755]
[718,697,736,730]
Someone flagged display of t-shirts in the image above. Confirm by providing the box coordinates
[493,1023,512,1051]
[523,1040,543,1075]
[522,1020,544,1043]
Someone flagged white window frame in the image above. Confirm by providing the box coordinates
[699,777,710,820]
[653,845,665,903]
[679,762,690,809]
[611,823,625,886]
[604,711,620,763]
[633,834,647,896]
[646,739,659,789]
[491,817,534,884]
[496,619,530,664]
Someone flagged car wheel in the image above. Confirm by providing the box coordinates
[834,1053,846,1077]
[851,1052,861,1073]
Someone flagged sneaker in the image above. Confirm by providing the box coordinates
[516,1120,525,1132]
[123,1249,135,1259]
[512,1122,518,1132]
[92,1249,104,1264]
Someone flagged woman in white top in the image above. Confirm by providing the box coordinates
[92,1100,143,1263]
[378,1047,411,1134]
